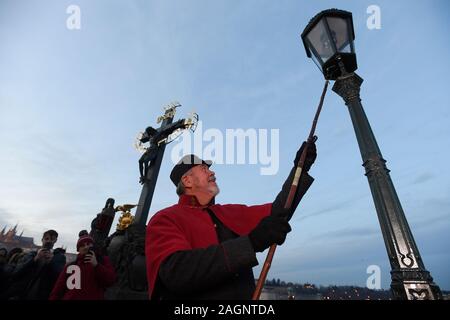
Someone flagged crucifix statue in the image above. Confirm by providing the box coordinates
[133,102,198,226]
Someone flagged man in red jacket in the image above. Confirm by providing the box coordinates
[146,141,317,300]
[49,231,116,300]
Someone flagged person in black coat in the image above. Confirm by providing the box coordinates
[4,230,66,300]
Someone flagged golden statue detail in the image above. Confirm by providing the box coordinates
[115,204,137,231]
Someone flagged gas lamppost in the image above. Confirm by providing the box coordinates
[301,9,441,300]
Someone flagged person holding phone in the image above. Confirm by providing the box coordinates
[4,230,66,300]
[49,230,116,300]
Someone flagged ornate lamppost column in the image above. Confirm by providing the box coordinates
[333,72,441,300]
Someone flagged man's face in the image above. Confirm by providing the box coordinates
[42,234,57,249]
[183,164,219,198]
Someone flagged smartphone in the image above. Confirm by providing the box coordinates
[83,250,93,262]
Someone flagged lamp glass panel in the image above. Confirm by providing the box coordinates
[309,45,323,71]
[326,16,351,53]
[306,19,335,63]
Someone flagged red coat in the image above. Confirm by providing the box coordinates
[49,255,116,300]
[145,195,271,298]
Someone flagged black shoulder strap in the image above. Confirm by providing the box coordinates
[204,208,238,242]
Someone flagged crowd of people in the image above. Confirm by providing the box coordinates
[0,229,116,300]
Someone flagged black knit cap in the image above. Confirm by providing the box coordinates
[170,154,212,186]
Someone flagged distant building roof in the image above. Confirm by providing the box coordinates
[13,235,34,243]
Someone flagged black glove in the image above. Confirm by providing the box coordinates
[248,216,292,252]
[294,139,317,172]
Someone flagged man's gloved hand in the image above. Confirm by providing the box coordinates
[294,139,317,172]
[248,216,292,252]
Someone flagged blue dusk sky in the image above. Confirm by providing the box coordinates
[0,0,449,290]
